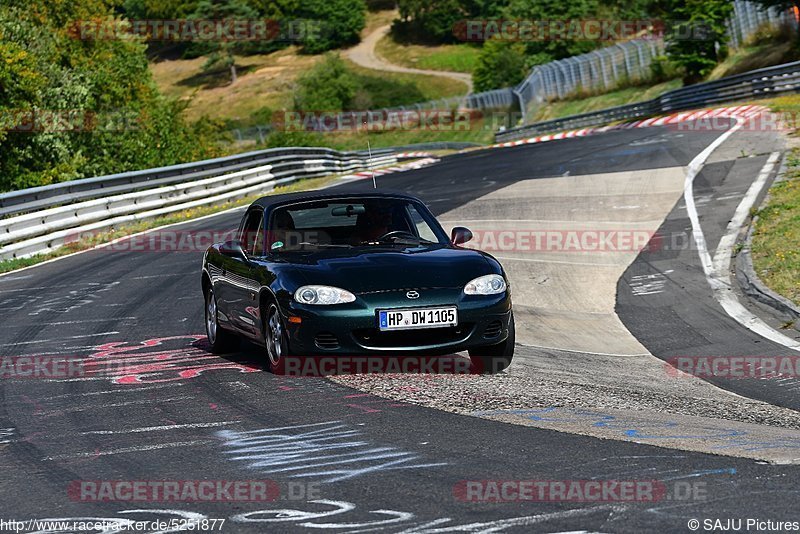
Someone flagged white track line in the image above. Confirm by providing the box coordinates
[684,123,800,350]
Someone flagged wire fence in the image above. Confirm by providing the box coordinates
[495,59,800,142]
[727,0,797,48]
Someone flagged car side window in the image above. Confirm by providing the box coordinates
[407,204,438,242]
[240,209,264,256]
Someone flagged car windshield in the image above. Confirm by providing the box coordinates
[266,197,447,253]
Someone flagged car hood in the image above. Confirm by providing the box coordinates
[274,245,496,293]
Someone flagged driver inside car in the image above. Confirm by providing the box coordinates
[354,204,396,243]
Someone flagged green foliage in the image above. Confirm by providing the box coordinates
[122,0,366,58]
[0,1,219,192]
[122,0,199,19]
[649,54,680,83]
[665,0,734,84]
[472,39,527,91]
[262,129,326,148]
[503,0,600,62]
[395,0,508,43]
[185,0,264,82]
[366,0,396,11]
[350,73,426,109]
[294,0,366,54]
[293,54,429,111]
[294,54,358,111]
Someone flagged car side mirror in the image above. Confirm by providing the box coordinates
[220,240,247,260]
[451,226,473,245]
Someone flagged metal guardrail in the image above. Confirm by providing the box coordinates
[0,147,394,217]
[495,60,800,142]
[0,148,397,261]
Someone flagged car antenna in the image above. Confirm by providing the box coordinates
[365,119,377,189]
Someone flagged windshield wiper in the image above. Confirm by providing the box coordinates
[361,237,436,246]
[295,242,353,248]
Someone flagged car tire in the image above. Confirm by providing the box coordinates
[205,287,239,353]
[264,302,291,374]
[468,313,515,374]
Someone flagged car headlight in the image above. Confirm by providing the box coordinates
[464,274,507,295]
[294,285,356,305]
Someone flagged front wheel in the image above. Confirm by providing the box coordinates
[264,303,291,374]
[468,313,515,374]
[205,287,239,353]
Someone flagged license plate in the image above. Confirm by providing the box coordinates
[378,307,458,331]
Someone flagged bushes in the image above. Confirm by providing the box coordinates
[472,40,527,92]
[295,0,367,54]
[294,54,359,111]
[665,0,734,84]
[293,54,428,112]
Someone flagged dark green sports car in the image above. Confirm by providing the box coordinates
[201,191,514,374]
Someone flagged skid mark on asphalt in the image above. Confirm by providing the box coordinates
[80,421,240,435]
[3,335,260,384]
[34,395,195,417]
[217,421,447,483]
[42,440,216,460]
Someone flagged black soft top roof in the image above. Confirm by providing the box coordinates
[249,190,422,212]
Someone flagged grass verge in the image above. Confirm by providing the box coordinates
[375,37,481,74]
[529,79,683,123]
[749,94,800,306]
[0,175,339,275]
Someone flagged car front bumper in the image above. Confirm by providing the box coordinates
[282,288,512,356]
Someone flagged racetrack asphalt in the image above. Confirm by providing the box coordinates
[1,122,799,532]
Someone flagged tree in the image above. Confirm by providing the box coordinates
[665,0,733,84]
[472,39,527,91]
[503,0,600,62]
[294,54,358,111]
[396,0,508,44]
[0,0,218,192]
[294,0,366,54]
[188,0,260,84]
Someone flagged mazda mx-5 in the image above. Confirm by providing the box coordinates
[201,191,514,373]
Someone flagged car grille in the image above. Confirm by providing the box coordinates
[353,324,473,349]
[314,332,340,350]
[483,320,503,339]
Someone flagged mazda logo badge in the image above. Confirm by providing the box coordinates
[406,291,420,299]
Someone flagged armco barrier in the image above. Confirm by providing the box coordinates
[0,147,395,217]
[0,148,396,260]
[496,60,800,142]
